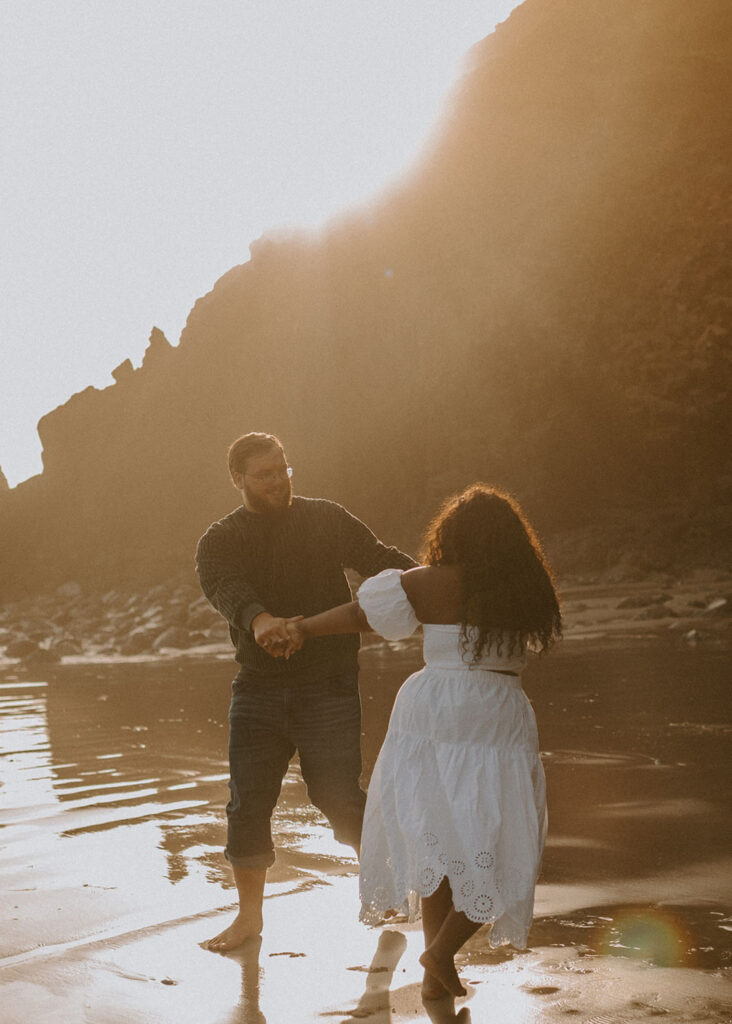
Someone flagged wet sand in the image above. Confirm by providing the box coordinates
[1,623,730,1022]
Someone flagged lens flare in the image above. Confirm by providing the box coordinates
[598,907,692,967]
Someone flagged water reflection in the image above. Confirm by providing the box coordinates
[229,937,266,1024]
[341,929,407,1022]
[0,680,53,817]
[2,645,731,901]
[0,641,730,1020]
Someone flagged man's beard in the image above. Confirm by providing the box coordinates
[243,480,293,515]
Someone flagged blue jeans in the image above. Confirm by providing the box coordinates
[225,669,366,869]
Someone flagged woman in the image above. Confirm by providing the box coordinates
[283,485,561,1001]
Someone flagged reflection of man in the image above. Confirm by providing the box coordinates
[196,432,416,951]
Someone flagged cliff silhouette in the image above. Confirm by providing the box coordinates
[1,0,730,597]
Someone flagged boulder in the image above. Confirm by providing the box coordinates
[635,605,677,620]
[186,602,221,630]
[24,620,58,641]
[165,603,191,627]
[152,626,191,651]
[703,597,729,617]
[50,637,84,656]
[617,594,671,609]
[140,603,165,622]
[204,621,231,641]
[21,646,61,667]
[119,628,158,655]
[5,638,38,658]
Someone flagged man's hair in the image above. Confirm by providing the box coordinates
[227,432,285,480]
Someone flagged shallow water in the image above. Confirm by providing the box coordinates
[1,640,730,1021]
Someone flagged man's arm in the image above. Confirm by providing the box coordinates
[195,524,291,651]
[335,505,418,577]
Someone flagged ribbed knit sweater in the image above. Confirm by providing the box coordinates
[195,496,416,679]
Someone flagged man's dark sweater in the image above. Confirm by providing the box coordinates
[196,496,416,680]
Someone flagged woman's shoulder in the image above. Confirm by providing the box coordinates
[400,565,462,624]
[400,564,461,593]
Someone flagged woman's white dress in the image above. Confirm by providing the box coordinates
[357,569,546,949]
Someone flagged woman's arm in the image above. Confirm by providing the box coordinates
[290,600,371,639]
[273,601,371,659]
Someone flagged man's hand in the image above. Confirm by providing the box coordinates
[253,612,305,659]
[252,612,292,658]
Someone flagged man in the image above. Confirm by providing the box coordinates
[196,432,416,952]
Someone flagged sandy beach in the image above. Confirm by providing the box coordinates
[1,578,730,1022]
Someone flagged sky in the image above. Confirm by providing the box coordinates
[2,1,520,487]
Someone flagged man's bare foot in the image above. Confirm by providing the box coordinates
[419,949,466,998]
[204,912,263,953]
[421,967,450,1000]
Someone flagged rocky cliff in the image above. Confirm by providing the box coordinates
[1,0,730,597]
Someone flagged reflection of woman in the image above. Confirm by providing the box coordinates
[285,485,562,1000]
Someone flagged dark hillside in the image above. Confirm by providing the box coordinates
[1,0,730,596]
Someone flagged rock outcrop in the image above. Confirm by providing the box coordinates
[1,0,730,598]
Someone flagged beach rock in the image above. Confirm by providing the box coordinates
[67,615,99,639]
[108,609,137,629]
[50,637,84,656]
[703,597,729,617]
[56,581,82,600]
[203,621,231,641]
[186,599,220,630]
[165,603,191,627]
[5,638,39,658]
[119,628,158,655]
[21,646,61,666]
[140,603,165,622]
[51,606,75,626]
[24,620,58,641]
[635,604,677,620]
[617,594,671,609]
[152,626,191,651]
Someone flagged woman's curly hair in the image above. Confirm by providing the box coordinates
[421,484,562,660]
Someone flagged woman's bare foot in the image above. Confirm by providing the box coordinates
[419,949,466,998]
[204,911,263,953]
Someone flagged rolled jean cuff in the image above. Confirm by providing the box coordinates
[225,847,276,870]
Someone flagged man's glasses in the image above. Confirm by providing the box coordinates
[245,466,293,484]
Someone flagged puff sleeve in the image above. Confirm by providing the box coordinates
[357,568,420,641]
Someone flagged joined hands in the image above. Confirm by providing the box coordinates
[253,612,306,659]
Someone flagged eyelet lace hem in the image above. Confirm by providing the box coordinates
[359,841,531,949]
